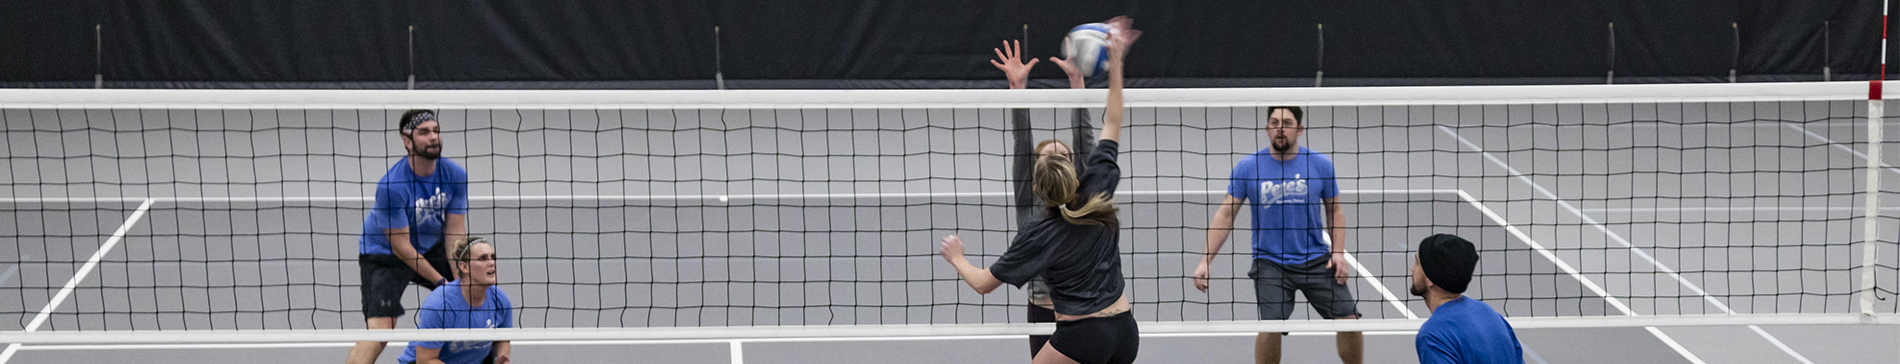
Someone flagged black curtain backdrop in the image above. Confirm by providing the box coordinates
[0,0,1892,88]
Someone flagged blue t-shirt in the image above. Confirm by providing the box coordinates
[399,281,514,364]
[1417,296,1523,364]
[359,157,469,255]
[1226,146,1339,264]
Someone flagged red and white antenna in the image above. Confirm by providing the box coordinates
[1861,0,1890,317]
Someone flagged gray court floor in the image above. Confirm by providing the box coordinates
[4,102,1899,363]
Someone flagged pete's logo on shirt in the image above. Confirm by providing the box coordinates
[414,188,450,224]
[1259,174,1310,209]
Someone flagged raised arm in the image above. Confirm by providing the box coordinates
[990,40,1038,90]
[1193,194,1245,292]
[1050,55,1089,90]
[1050,54,1097,171]
[1099,16,1141,143]
[997,40,1043,227]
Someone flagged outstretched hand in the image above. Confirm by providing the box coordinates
[1109,16,1132,64]
[1049,56,1086,89]
[1104,16,1142,65]
[990,40,1039,89]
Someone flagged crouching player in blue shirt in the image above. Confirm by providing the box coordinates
[1411,234,1523,364]
[401,237,513,364]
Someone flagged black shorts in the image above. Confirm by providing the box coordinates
[360,241,453,318]
[1250,257,1361,320]
[1028,299,1055,357]
[1047,311,1139,364]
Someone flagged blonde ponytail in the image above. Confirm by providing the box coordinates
[1032,154,1119,226]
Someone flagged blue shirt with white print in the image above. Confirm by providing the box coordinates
[398,281,513,364]
[1226,146,1339,265]
[359,157,469,255]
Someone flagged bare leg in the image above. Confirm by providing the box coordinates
[1335,315,1363,364]
[345,317,396,364]
[1255,332,1282,364]
[1032,341,1082,364]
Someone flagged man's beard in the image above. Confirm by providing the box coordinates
[1409,280,1427,297]
[412,144,442,160]
[1272,137,1294,153]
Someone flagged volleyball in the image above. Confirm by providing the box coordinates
[1063,23,1113,78]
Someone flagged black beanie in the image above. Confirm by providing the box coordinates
[1418,234,1478,294]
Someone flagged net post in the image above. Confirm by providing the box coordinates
[93,23,102,89]
[1864,82,1885,316]
[1315,23,1324,87]
[714,26,726,90]
[1606,22,1616,84]
[1729,22,1739,83]
[407,25,416,90]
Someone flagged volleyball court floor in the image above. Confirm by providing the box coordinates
[3,118,1898,363]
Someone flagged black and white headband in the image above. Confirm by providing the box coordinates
[401,110,437,134]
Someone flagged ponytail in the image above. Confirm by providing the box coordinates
[1032,155,1119,226]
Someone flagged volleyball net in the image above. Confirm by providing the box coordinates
[0,82,1895,345]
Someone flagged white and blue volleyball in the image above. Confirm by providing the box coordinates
[1063,23,1112,78]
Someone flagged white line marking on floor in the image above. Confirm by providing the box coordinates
[1344,250,1417,319]
[1784,122,1900,177]
[1580,207,1900,213]
[1441,126,1810,364]
[0,255,28,287]
[0,189,1462,203]
[0,199,157,364]
[1645,326,1708,364]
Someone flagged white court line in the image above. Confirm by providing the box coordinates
[0,199,157,364]
[1444,122,1900,129]
[0,189,1460,204]
[1581,207,1900,213]
[16,331,1434,351]
[1784,122,1900,177]
[1440,126,1812,364]
[1342,251,1417,319]
[729,340,744,364]
[1447,191,1635,315]
[10,314,1891,349]
[0,255,27,287]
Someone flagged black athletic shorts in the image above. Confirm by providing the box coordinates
[1047,311,1139,364]
[1250,256,1361,320]
[360,241,453,318]
[1028,299,1056,356]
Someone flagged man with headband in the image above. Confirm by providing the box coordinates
[1410,234,1523,364]
[348,109,473,364]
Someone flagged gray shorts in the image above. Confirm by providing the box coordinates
[1249,257,1360,320]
